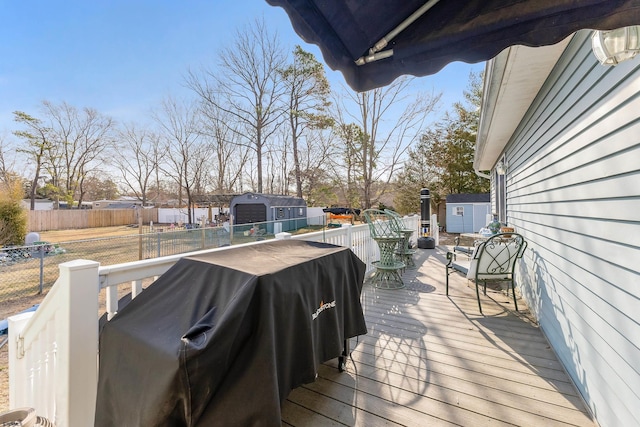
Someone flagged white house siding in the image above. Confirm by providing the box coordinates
[497,31,640,427]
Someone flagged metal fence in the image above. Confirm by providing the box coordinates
[1,218,329,305]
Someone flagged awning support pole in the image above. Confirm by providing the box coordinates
[355,0,441,65]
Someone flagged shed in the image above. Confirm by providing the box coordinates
[21,199,54,211]
[445,194,490,233]
[230,193,307,233]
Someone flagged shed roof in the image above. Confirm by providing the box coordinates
[192,194,238,205]
[446,193,490,203]
[232,193,307,207]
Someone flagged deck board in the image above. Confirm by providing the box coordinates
[282,247,595,426]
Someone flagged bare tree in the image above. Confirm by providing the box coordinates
[197,98,249,193]
[187,17,286,193]
[265,135,288,194]
[336,78,441,209]
[330,123,366,208]
[155,96,207,224]
[80,175,119,201]
[114,123,160,205]
[297,129,337,206]
[41,101,115,207]
[0,136,20,188]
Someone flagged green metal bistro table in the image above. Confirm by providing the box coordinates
[385,209,417,270]
[363,209,405,289]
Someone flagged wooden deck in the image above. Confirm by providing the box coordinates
[282,247,595,426]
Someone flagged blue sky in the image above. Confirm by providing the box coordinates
[0,0,484,134]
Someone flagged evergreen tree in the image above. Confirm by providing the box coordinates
[395,71,488,214]
[280,46,333,198]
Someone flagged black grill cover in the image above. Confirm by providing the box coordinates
[94,239,367,426]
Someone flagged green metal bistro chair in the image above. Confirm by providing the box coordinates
[446,233,527,314]
[384,209,417,269]
[363,209,405,289]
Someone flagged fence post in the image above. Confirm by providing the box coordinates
[38,246,45,294]
[138,215,143,260]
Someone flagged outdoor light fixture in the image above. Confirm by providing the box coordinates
[495,161,507,176]
[591,26,640,65]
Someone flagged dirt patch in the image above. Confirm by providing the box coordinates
[38,225,142,243]
[435,231,457,246]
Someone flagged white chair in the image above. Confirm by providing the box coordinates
[446,233,527,314]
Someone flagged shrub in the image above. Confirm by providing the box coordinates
[0,180,27,246]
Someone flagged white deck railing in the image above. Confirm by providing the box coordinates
[8,259,100,427]
[7,216,420,427]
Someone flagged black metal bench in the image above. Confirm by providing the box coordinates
[452,236,474,256]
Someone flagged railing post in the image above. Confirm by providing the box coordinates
[106,285,119,320]
[8,260,100,427]
[138,215,143,260]
[431,213,439,245]
[57,260,100,427]
[8,312,33,407]
[341,223,353,250]
[132,279,143,298]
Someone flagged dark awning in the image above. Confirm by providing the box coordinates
[266,0,640,91]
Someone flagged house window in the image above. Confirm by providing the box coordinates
[298,208,303,216]
[454,206,464,216]
[277,208,285,219]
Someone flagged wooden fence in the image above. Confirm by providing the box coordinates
[27,209,159,231]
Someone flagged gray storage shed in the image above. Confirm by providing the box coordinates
[445,193,491,233]
[230,193,307,233]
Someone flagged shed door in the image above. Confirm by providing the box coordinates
[234,203,267,225]
[473,204,490,232]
